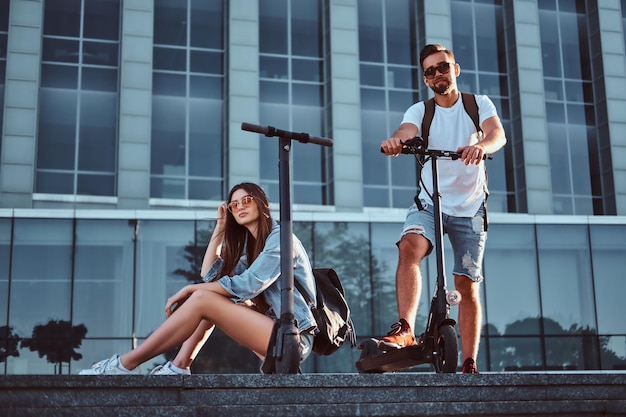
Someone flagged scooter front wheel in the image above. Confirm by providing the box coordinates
[433,324,458,373]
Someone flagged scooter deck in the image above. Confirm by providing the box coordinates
[355,339,431,373]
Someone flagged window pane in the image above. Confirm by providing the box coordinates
[9,220,73,336]
[84,0,120,41]
[259,0,288,54]
[82,67,118,92]
[545,335,599,370]
[385,0,413,65]
[77,174,115,196]
[151,96,186,176]
[291,1,321,57]
[189,99,222,177]
[484,225,541,335]
[189,75,222,99]
[78,91,117,172]
[0,219,10,326]
[44,0,81,37]
[35,172,74,194]
[37,89,78,170]
[154,0,187,46]
[358,0,383,62]
[153,47,187,71]
[189,179,222,200]
[83,41,119,66]
[190,50,222,74]
[451,2,475,70]
[41,64,79,89]
[489,336,544,371]
[73,220,134,338]
[536,225,596,333]
[292,58,322,82]
[590,225,626,335]
[153,72,186,96]
[190,0,223,48]
[42,38,80,63]
[135,221,195,337]
[260,80,288,103]
[260,56,288,79]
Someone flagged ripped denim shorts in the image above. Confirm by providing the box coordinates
[399,202,487,282]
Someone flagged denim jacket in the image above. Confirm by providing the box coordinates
[203,221,317,332]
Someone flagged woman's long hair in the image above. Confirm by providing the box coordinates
[219,182,273,277]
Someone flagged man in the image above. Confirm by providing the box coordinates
[379,44,507,374]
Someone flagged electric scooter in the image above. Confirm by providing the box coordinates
[356,137,489,374]
[241,122,333,374]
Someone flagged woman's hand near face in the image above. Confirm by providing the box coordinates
[214,203,228,234]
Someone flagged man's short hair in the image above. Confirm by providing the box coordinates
[419,44,456,70]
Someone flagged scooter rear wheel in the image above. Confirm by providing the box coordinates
[433,324,458,373]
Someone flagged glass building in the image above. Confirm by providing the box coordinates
[1,0,626,374]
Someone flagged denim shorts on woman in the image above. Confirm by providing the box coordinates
[399,202,487,282]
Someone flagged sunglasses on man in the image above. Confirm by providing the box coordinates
[423,62,455,79]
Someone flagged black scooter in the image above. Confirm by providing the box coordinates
[356,137,489,374]
[241,122,333,374]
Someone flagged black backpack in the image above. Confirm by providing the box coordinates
[296,268,357,356]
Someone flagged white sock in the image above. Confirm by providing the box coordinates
[116,355,133,372]
[168,362,187,374]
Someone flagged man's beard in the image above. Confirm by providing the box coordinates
[431,79,453,95]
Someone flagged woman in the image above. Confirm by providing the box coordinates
[80,182,317,375]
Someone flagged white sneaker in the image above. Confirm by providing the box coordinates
[79,354,141,375]
[148,361,191,375]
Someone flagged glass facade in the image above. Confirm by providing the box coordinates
[359,0,421,208]
[0,0,7,164]
[451,0,512,213]
[259,0,330,205]
[0,0,625,375]
[1,214,625,374]
[37,0,121,196]
[539,1,602,215]
[150,0,225,200]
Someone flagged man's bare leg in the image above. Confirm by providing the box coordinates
[454,274,482,362]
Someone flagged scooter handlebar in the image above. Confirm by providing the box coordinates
[241,122,333,147]
[380,137,492,160]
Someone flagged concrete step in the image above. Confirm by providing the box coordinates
[1,372,626,416]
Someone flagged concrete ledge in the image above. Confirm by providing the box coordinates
[1,373,626,416]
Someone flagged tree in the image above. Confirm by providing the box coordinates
[173,228,213,283]
[20,320,88,374]
[0,325,21,362]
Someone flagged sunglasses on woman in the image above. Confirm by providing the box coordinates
[423,62,455,79]
[227,195,256,213]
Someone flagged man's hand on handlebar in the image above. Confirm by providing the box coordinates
[380,137,408,157]
[457,145,485,165]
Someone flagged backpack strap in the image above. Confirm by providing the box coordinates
[461,92,489,231]
[461,92,481,134]
[420,97,436,148]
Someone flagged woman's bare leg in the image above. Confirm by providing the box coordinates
[171,320,215,370]
[120,290,274,370]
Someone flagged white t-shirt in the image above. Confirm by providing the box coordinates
[401,94,498,217]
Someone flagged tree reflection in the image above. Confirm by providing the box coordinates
[173,227,213,283]
[486,317,625,371]
[20,320,87,374]
[0,326,21,363]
